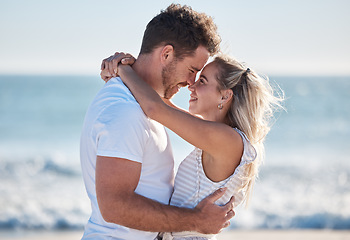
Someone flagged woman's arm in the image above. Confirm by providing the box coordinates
[100,52,136,82]
[118,65,242,164]
[161,97,193,115]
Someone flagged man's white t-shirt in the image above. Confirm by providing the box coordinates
[80,77,174,240]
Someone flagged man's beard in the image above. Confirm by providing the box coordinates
[162,60,177,99]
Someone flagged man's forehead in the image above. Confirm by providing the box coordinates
[181,46,210,70]
[193,46,210,69]
[189,56,210,71]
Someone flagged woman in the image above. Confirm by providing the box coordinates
[103,54,282,239]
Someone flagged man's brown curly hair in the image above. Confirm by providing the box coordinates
[140,4,221,59]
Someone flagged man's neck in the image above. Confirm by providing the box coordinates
[132,54,163,96]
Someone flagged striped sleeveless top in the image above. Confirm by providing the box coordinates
[170,128,257,209]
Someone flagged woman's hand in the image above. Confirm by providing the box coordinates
[100,52,136,82]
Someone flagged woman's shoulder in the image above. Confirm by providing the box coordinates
[232,128,257,164]
[218,126,244,159]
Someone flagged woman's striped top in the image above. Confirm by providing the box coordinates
[170,128,257,209]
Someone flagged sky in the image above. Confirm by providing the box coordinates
[0,0,349,76]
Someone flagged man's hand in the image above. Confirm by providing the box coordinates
[194,188,235,234]
[100,52,136,82]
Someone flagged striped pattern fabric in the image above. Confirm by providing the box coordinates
[170,128,257,209]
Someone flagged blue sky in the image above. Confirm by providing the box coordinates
[0,0,349,76]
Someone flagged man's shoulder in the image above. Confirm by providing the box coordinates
[91,78,141,111]
[84,78,146,126]
[97,77,136,102]
[100,99,143,118]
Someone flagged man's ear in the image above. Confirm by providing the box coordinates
[221,89,233,104]
[160,45,175,65]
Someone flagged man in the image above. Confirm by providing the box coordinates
[80,4,234,239]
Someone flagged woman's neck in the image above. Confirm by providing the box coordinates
[202,110,229,125]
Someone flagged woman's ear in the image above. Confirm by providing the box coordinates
[160,45,175,65]
[221,89,233,104]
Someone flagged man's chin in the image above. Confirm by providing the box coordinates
[163,94,174,100]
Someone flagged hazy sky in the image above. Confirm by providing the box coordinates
[0,0,349,76]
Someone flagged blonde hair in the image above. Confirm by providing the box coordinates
[213,54,284,205]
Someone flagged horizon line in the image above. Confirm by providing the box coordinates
[1,73,350,78]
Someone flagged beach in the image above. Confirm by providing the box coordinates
[1,76,349,234]
[0,230,349,240]
[218,230,350,240]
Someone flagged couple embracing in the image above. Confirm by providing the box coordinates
[80,4,282,240]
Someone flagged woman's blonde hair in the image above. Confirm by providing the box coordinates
[213,54,284,205]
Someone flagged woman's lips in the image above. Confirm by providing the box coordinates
[189,94,198,102]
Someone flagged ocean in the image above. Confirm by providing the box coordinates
[0,75,349,231]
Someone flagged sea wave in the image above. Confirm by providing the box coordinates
[231,211,350,230]
[1,154,349,230]
[0,155,80,178]
[0,153,89,230]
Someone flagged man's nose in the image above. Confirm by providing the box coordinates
[187,76,196,86]
[188,82,196,91]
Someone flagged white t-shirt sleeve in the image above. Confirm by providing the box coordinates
[94,101,149,163]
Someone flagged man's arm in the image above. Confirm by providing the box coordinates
[96,156,234,234]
